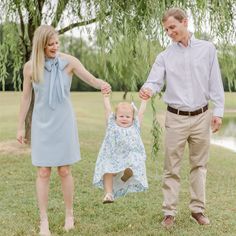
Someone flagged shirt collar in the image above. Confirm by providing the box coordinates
[175,32,195,48]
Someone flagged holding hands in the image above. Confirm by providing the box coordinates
[101,82,111,96]
[139,87,153,100]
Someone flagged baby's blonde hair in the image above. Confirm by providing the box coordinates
[115,102,135,119]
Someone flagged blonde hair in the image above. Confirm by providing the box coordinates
[31,25,58,83]
[115,102,135,118]
[162,7,187,23]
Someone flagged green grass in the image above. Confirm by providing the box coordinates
[0,91,236,236]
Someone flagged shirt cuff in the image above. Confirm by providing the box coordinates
[213,108,224,117]
[142,83,159,94]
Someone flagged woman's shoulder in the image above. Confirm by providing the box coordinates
[24,60,32,69]
[58,52,77,64]
[23,60,32,76]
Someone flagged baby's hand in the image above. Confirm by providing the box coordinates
[103,93,110,97]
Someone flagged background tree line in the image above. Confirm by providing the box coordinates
[0,0,235,141]
[1,31,236,92]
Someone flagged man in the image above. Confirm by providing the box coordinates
[139,8,224,229]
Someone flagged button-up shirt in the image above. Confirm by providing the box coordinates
[143,34,224,117]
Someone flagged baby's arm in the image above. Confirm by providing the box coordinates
[103,93,112,122]
[138,99,147,125]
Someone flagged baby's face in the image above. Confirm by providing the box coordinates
[115,107,133,128]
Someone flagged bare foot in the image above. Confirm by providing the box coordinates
[64,216,75,232]
[39,218,51,236]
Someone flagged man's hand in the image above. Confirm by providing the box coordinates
[139,87,153,100]
[101,82,111,95]
[211,116,222,133]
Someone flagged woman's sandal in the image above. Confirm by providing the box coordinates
[121,168,133,182]
[103,193,114,204]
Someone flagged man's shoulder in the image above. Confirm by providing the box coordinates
[193,37,215,49]
[157,46,172,58]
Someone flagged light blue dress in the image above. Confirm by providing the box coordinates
[31,56,81,167]
[93,113,148,198]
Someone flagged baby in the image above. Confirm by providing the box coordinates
[93,93,148,203]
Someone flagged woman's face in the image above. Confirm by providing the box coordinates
[44,34,59,58]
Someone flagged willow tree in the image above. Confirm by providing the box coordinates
[0,0,235,141]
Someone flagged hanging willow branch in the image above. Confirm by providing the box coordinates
[150,94,162,159]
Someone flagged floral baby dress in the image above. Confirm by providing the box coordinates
[93,113,148,198]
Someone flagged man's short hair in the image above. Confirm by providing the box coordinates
[162,7,187,23]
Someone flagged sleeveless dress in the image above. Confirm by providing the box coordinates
[93,113,148,198]
[31,56,81,167]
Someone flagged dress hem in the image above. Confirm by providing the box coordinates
[32,158,81,167]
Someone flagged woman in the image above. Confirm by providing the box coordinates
[17,25,111,236]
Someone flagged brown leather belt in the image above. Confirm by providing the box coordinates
[167,105,208,116]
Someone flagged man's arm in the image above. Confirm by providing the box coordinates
[209,44,225,133]
[139,53,165,100]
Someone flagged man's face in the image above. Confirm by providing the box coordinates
[163,16,188,42]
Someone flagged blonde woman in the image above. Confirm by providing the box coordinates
[17,25,111,236]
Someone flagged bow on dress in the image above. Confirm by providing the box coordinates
[44,56,69,110]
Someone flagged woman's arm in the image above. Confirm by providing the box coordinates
[138,99,147,126]
[62,53,111,93]
[103,94,112,123]
[17,62,32,144]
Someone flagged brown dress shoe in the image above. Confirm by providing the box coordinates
[191,213,210,225]
[161,215,175,229]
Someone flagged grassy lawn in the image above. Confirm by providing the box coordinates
[0,91,236,236]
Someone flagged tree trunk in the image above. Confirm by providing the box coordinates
[123,90,128,100]
[25,90,34,144]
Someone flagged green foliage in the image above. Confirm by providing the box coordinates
[95,32,163,93]
[218,44,236,92]
[1,0,235,91]
[0,23,23,91]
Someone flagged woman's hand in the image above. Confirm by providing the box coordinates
[101,82,111,95]
[17,129,27,144]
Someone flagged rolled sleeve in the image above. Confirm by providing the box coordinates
[142,54,165,94]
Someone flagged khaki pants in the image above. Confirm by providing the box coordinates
[162,110,211,216]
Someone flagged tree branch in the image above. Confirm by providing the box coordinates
[17,4,25,40]
[51,0,70,28]
[57,11,111,35]
[35,0,46,24]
